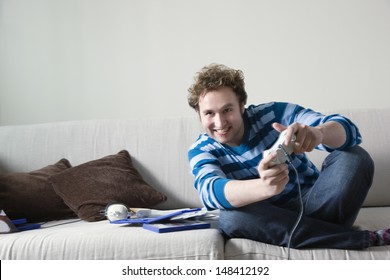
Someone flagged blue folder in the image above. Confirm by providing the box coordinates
[109,208,202,224]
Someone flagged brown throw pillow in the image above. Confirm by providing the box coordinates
[50,150,167,222]
[0,159,77,222]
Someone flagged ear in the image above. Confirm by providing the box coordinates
[195,108,201,118]
[240,104,246,114]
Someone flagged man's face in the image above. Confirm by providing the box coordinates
[198,86,245,147]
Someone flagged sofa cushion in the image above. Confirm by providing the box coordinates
[49,150,167,222]
[224,207,390,260]
[0,219,224,260]
[0,159,77,222]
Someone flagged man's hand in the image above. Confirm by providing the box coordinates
[257,151,289,197]
[224,150,290,208]
[272,122,323,154]
[224,120,347,208]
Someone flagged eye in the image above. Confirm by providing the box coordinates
[224,107,233,113]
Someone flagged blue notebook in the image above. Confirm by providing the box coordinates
[142,220,210,233]
[110,208,203,225]
[15,223,41,231]
[1,210,41,233]
[11,218,41,231]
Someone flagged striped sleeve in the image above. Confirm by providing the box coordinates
[188,141,234,210]
[279,103,362,151]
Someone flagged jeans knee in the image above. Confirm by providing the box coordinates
[219,210,241,238]
[328,146,375,191]
[324,146,374,178]
[349,146,375,181]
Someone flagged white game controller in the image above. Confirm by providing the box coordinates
[263,130,296,167]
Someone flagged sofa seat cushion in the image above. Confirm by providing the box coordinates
[0,219,224,260]
[224,207,390,260]
[224,237,390,260]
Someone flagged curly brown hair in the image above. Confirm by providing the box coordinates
[187,63,247,111]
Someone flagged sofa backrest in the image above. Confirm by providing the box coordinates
[0,118,204,210]
[1,107,389,209]
[308,108,390,207]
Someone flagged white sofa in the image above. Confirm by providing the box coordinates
[1,107,390,260]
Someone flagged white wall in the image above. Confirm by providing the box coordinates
[1,0,389,125]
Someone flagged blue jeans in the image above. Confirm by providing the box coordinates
[219,146,375,249]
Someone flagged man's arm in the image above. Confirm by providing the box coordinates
[314,121,347,149]
[273,121,347,154]
[224,151,289,208]
[224,120,348,208]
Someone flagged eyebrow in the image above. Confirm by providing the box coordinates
[201,103,235,114]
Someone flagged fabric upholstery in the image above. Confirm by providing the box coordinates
[49,150,167,222]
[0,159,76,222]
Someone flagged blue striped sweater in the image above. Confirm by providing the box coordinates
[188,102,362,210]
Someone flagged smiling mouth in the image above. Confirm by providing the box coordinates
[214,127,231,135]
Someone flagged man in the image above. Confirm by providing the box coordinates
[187,63,389,249]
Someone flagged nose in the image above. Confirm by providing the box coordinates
[214,113,225,128]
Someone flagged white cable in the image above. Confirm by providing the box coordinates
[279,145,304,260]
